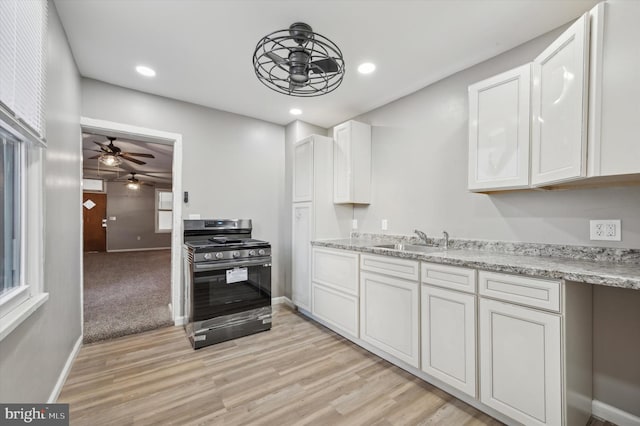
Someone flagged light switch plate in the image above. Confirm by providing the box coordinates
[590,220,621,241]
[381,219,388,231]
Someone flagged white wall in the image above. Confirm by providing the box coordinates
[0,1,83,402]
[81,79,287,296]
[341,26,640,249]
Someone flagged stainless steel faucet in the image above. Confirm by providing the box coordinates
[414,229,429,245]
[442,230,449,250]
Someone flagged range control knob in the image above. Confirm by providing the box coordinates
[232,251,240,258]
[258,249,266,256]
[215,252,224,259]
[248,250,256,257]
[204,253,213,260]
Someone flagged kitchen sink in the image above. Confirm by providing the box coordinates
[373,243,444,253]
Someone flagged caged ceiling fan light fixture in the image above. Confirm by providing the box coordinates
[253,22,345,97]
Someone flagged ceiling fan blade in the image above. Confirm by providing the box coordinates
[121,152,155,158]
[120,155,146,165]
[88,155,101,159]
[136,172,171,180]
[93,141,112,152]
[310,57,339,74]
[266,51,287,65]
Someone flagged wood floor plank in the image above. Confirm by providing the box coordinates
[59,305,509,425]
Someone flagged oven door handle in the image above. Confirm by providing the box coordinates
[193,258,271,271]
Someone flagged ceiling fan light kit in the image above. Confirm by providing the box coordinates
[99,153,122,167]
[253,22,345,97]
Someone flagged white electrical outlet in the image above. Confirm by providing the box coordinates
[352,219,358,230]
[381,219,388,231]
[590,220,621,241]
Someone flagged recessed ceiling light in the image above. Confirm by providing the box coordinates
[289,108,302,116]
[135,65,156,77]
[358,62,376,74]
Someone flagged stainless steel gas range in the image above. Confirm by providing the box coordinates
[183,219,271,349]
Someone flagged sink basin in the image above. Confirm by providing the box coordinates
[373,243,443,254]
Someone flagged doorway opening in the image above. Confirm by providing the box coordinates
[80,117,183,343]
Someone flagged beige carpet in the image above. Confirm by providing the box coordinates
[83,250,173,344]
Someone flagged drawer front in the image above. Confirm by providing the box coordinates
[312,283,359,339]
[421,263,476,293]
[360,254,419,281]
[479,271,561,312]
[312,248,359,296]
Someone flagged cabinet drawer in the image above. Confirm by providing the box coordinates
[479,271,561,312]
[312,248,359,296]
[360,254,419,281]
[421,263,476,293]
[312,283,359,339]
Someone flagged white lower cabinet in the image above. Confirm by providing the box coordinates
[480,298,562,426]
[360,270,420,368]
[311,247,359,339]
[421,285,476,398]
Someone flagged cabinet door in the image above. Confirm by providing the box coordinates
[293,138,314,202]
[292,203,313,311]
[333,122,352,203]
[531,13,590,186]
[360,272,419,367]
[312,283,359,339]
[468,64,531,191]
[312,248,359,296]
[480,298,562,426]
[421,286,476,398]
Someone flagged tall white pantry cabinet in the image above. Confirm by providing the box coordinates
[291,135,351,311]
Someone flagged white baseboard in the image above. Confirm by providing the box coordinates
[173,315,186,326]
[48,334,82,403]
[592,400,640,426]
[272,296,295,309]
[107,247,171,253]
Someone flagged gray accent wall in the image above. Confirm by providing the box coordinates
[105,183,171,251]
[0,2,82,402]
[81,79,286,296]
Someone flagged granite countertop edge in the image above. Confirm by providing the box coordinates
[312,239,640,291]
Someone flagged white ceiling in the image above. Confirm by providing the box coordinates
[82,133,173,185]
[55,0,599,129]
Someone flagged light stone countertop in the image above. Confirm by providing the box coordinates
[312,238,640,291]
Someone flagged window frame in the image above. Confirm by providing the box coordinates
[0,112,47,341]
[154,188,173,234]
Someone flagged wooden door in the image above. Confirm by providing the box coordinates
[83,193,106,252]
[291,202,313,311]
[421,285,477,397]
[468,64,531,191]
[531,12,590,186]
[479,298,562,426]
[360,271,420,367]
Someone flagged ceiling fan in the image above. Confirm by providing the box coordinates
[88,137,155,166]
[116,172,149,190]
[253,22,345,97]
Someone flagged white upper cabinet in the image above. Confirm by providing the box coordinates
[333,120,371,204]
[531,13,590,186]
[468,64,532,191]
[588,1,640,177]
[293,137,314,202]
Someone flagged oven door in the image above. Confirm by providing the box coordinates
[191,257,271,322]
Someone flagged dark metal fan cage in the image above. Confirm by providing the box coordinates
[253,22,345,97]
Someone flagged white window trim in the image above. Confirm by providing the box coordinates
[155,188,172,234]
[0,114,47,342]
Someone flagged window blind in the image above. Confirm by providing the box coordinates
[0,0,47,139]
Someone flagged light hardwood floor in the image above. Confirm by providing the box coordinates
[59,305,505,425]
